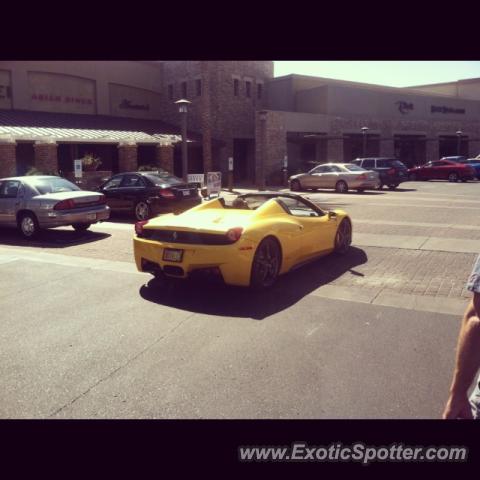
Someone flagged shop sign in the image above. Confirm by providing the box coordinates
[395,101,414,114]
[119,99,149,111]
[187,173,205,188]
[31,93,93,105]
[431,105,465,114]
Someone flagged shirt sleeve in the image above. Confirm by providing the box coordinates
[466,254,480,293]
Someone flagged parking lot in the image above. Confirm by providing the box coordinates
[0,180,478,418]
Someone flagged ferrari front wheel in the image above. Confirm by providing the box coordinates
[250,237,281,289]
[334,218,352,255]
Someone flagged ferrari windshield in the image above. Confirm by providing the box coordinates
[28,177,81,195]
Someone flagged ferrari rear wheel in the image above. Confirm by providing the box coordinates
[334,218,352,255]
[250,237,281,289]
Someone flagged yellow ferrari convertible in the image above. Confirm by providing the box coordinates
[133,192,352,289]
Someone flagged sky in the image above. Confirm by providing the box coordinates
[274,61,480,88]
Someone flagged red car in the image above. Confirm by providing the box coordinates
[408,159,476,182]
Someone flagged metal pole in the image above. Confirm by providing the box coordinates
[457,135,461,156]
[362,132,367,157]
[181,112,188,182]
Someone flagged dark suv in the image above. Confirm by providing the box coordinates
[352,158,408,190]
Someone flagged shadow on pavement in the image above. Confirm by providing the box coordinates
[139,246,368,320]
[0,227,111,248]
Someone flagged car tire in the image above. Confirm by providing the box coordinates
[334,218,352,255]
[18,212,40,239]
[290,180,301,192]
[388,184,399,190]
[72,223,92,232]
[335,180,348,193]
[448,172,459,182]
[250,237,281,290]
[134,201,151,221]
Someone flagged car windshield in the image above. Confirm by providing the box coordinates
[343,164,366,172]
[143,172,183,186]
[29,177,81,195]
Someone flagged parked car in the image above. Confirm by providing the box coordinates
[289,163,380,193]
[440,156,467,163]
[408,160,476,182]
[457,158,480,179]
[98,170,202,221]
[0,175,110,239]
[351,158,408,190]
[134,192,352,289]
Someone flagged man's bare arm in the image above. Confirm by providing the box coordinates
[443,293,480,419]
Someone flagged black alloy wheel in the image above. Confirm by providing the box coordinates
[335,180,348,193]
[134,201,151,221]
[250,237,281,289]
[448,172,459,182]
[72,223,92,232]
[18,212,40,239]
[334,218,352,255]
[290,180,301,192]
[388,184,399,190]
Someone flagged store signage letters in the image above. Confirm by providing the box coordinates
[431,105,465,114]
[119,99,150,111]
[395,101,414,114]
[31,93,93,105]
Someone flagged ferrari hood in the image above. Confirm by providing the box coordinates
[145,209,255,234]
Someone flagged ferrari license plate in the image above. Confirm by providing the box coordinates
[181,190,190,196]
[86,213,96,220]
[163,248,184,262]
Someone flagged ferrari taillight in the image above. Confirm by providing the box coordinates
[135,220,149,236]
[226,227,243,242]
[54,199,76,210]
[358,173,367,180]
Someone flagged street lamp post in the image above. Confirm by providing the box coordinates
[258,110,268,191]
[361,126,369,157]
[175,99,191,182]
[456,130,463,156]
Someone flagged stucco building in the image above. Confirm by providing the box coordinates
[1,60,480,185]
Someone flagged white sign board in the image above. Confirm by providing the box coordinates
[187,173,205,188]
[228,157,234,171]
[74,159,83,178]
[206,171,222,196]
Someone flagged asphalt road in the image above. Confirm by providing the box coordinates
[0,180,478,418]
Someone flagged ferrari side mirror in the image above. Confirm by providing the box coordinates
[328,211,337,220]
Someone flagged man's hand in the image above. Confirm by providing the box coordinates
[443,393,474,419]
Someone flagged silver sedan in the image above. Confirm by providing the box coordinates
[289,163,380,193]
[0,176,110,239]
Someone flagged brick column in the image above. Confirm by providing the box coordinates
[327,136,344,162]
[200,61,213,174]
[155,143,174,172]
[118,143,138,172]
[426,136,439,162]
[255,110,287,186]
[34,141,58,174]
[0,140,17,177]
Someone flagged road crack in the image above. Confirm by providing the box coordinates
[48,312,196,417]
